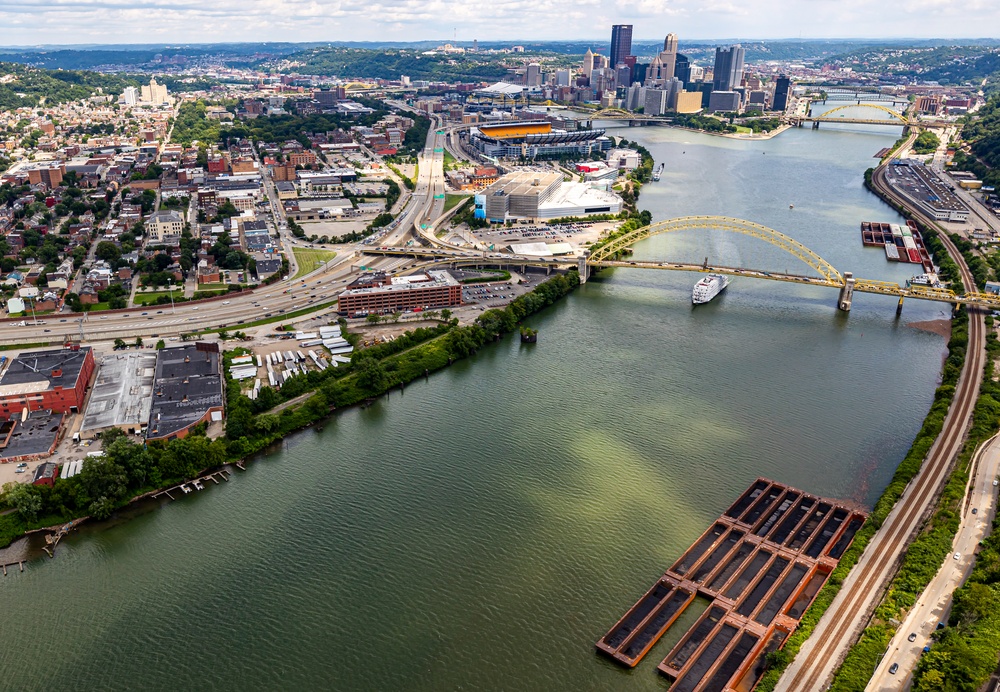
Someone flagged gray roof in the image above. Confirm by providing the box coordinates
[147,344,223,440]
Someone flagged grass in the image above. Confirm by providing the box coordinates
[133,289,183,306]
[292,248,338,279]
[195,282,228,292]
[187,300,339,335]
[734,125,753,134]
[443,194,467,213]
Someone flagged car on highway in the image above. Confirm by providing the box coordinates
[908,633,917,642]
[223,301,231,305]
[972,508,978,515]
[889,663,899,675]
[954,552,961,560]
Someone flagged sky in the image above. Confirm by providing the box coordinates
[0,0,996,46]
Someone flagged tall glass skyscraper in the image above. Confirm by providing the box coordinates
[773,75,791,111]
[712,44,745,92]
[610,25,633,68]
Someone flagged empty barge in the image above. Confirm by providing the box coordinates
[597,478,866,692]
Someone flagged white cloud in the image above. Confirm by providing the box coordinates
[0,0,994,44]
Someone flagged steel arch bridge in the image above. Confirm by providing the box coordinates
[813,103,908,123]
[587,216,845,285]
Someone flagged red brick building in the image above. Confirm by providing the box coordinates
[338,270,463,318]
[0,346,96,416]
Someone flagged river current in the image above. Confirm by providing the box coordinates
[0,121,950,691]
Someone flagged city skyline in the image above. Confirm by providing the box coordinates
[1,0,997,47]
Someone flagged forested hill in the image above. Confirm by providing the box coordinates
[0,62,137,109]
[282,48,510,82]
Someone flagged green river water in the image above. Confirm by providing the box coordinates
[0,121,953,691]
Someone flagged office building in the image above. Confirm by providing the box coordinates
[555,69,571,87]
[712,45,745,93]
[644,88,668,116]
[674,54,691,85]
[610,25,633,69]
[709,90,742,113]
[526,63,541,87]
[660,33,679,85]
[338,271,463,318]
[773,75,791,112]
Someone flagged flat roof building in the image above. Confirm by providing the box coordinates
[477,171,622,222]
[0,346,95,417]
[338,270,463,318]
[80,351,157,439]
[470,122,610,160]
[146,343,224,442]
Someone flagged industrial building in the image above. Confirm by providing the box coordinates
[337,270,463,318]
[146,343,225,442]
[468,122,611,160]
[886,161,970,223]
[79,351,157,439]
[476,171,622,223]
[0,346,95,417]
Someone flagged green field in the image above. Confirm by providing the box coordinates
[444,194,467,213]
[133,289,183,306]
[292,248,338,279]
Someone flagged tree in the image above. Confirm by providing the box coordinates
[366,314,381,325]
[356,356,388,393]
[134,336,143,348]
[5,483,42,521]
[114,338,127,350]
[440,309,452,321]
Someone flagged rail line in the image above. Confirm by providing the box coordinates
[778,151,986,690]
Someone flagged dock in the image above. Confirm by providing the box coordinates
[152,469,231,501]
[597,478,866,691]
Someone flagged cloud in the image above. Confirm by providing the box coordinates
[0,0,995,44]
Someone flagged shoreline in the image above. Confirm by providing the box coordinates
[0,273,582,560]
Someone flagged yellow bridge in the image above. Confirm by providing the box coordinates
[792,103,914,128]
[582,216,1000,311]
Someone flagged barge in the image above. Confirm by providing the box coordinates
[861,220,933,272]
[597,478,866,692]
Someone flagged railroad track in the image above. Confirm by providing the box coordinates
[778,157,986,691]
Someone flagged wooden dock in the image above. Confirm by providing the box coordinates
[151,469,232,501]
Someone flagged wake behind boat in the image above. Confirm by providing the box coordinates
[652,163,664,181]
[692,274,730,305]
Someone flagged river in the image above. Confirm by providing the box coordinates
[0,122,950,691]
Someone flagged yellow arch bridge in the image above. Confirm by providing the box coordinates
[794,103,914,128]
[578,216,1000,312]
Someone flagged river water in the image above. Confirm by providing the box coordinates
[0,122,951,691]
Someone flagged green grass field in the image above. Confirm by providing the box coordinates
[293,248,338,279]
[133,289,183,306]
[443,194,467,213]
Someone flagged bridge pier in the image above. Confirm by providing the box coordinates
[812,121,820,129]
[838,272,855,312]
[578,251,590,283]
[896,296,904,316]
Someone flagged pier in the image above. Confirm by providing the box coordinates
[597,478,866,691]
[152,469,231,501]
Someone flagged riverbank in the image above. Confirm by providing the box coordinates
[0,272,582,556]
[663,123,789,141]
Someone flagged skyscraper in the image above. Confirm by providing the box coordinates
[712,45,745,92]
[674,54,691,85]
[610,25,633,68]
[582,48,594,81]
[526,63,541,87]
[773,75,791,112]
[660,33,678,86]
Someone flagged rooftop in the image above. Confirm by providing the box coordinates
[0,347,92,399]
[0,410,64,462]
[80,351,156,434]
[147,343,224,440]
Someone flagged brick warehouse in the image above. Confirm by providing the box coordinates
[0,346,96,417]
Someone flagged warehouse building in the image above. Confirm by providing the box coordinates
[146,343,224,442]
[0,346,95,417]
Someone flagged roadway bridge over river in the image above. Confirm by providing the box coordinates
[370,216,1000,312]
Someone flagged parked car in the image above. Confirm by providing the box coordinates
[907,633,917,642]
[889,663,899,675]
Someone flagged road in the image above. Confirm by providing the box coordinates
[777,139,987,692]
[867,433,1000,691]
